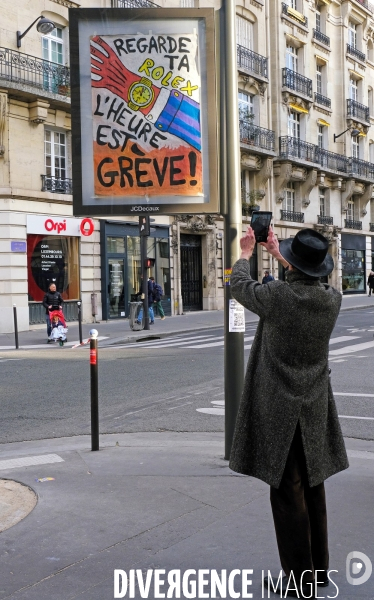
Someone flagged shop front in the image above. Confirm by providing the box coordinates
[341,233,366,294]
[27,215,94,323]
[100,221,171,320]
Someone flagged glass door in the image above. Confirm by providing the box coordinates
[108,259,125,318]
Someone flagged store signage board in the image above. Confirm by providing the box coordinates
[26,215,94,237]
[69,8,218,217]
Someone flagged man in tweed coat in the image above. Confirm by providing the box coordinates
[229,226,349,597]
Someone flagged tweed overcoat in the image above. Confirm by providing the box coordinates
[229,259,349,489]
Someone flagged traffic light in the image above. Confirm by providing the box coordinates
[139,215,150,237]
[144,258,155,269]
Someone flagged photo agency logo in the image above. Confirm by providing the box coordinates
[346,551,372,586]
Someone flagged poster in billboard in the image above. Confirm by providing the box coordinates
[69,8,218,216]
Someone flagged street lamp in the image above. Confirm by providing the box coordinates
[17,16,56,48]
[333,127,360,143]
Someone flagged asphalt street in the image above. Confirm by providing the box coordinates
[1,308,374,444]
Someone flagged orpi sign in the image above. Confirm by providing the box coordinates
[69,7,218,216]
[26,215,95,237]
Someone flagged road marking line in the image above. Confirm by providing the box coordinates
[127,335,217,348]
[0,454,64,471]
[168,402,193,410]
[123,396,189,416]
[335,392,374,397]
[330,340,374,356]
[186,335,255,349]
[347,450,374,460]
[339,415,374,420]
[196,407,225,416]
[329,336,361,344]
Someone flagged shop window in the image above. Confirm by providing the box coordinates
[284,182,295,212]
[27,235,80,301]
[236,15,253,50]
[45,129,67,179]
[341,248,365,293]
[107,236,125,253]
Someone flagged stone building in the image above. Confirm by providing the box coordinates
[1,0,374,333]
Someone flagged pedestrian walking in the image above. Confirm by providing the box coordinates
[137,277,155,325]
[262,270,274,284]
[42,282,63,341]
[367,271,374,296]
[150,276,165,320]
[229,226,349,597]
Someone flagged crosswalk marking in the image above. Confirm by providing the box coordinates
[116,334,216,349]
[186,335,255,349]
[335,392,374,397]
[329,336,360,345]
[330,340,374,356]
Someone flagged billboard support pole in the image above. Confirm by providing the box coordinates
[222,0,244,461]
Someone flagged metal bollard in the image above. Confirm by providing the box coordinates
[90,329,99,451]
[77,301,83,345]
[13,304,19,350]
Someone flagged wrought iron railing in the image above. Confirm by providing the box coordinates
[237,45,268,79]
[347,44,366,62]
[279,136,318,163]
[280,210,305,223]
[347,99,370,123]
[281,3,308,27]
[29,301,79,325]
[314,93,331,108]
[345,219,362,230]
[353,0,370,9]
[239,120,275,152]
[282,68,313,98]
[41,175,73,194]
[316,149,349,173]
[318,215,333,225]
[349,157,374,180]
[312,29,330,47]
[370,223,374,231]
[112,0,159,7]
[0,47,70,96]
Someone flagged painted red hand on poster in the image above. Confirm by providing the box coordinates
[91,36,160,114]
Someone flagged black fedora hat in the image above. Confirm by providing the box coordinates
[279,229,334,277]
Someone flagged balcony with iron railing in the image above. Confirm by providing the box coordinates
[317,148,349,174]
[282,68,313,99]
[349,157,374,180]
[346,44,366,62]
[279,136,318,164]
[237,45,268,80]
[318,215,334,225]
[239,120,275,153]
[41,175,73,195]
[314,93,331,108]
[347,99,370,124]
[112,0,159,7]
[0,47,70,99]
[345,219,362,230]
[281,2,308,27]
[312,29,330,47]
[280,210,305,223]
[352,0,372,12]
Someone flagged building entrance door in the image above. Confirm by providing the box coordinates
[180,234,202,311]
[108,258,125,318]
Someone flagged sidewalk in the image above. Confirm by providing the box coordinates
[0,432,373,599]
[1,293,373,350]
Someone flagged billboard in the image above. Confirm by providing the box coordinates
[69,8,218,216]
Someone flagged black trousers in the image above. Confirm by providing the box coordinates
[270,424,329,584]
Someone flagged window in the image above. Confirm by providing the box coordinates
[316,64,322,95]
[236,16,253,50]
[350,78,358,101]
[316,9,321,32]
[319,188,326,216]
[286,45,298,71]
[45,130,67,179]
[368,39,374,62]
[286,0,297,9]
[369,88,373,113]
[348,22,357,48]
[42,27,64,65]
[370,142,374,162]
[318,125,324,149]
[352,136,359,159]
[288,110,300,138]
[347,200,355,220]
[180,0,194,6]
[241,170,250,202]
[284,182,295,212]
[238,91,254,120]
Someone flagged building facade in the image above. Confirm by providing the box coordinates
[1,0,374,333]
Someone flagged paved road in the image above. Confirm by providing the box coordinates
[1,308,374,444]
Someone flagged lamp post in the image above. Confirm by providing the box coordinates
[17,16,55,48]
[333,128,360,143]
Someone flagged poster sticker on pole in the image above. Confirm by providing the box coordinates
[69,8,218,216]
[229,299,245,333]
